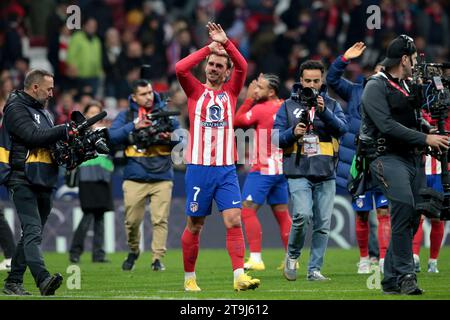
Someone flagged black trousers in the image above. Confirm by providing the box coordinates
[0,207,15,259]
[6,184,52,286]
[69,210,105,261]
[370,154,424,290]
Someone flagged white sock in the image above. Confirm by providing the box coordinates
[233,268,244,280]
[429,258,437,263]
[185,272,196,281]
[287,258,298,269]
[413,254,420,261]
[360,256,369,262]
[250,252,262,263]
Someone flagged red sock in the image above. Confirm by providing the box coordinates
[355,215,369,257]
[273,210,292,250]
[430,220,445,259]
[412,218,424,256]
[241,207,262,252]
[181,228,200,272]
[226,226,245,270]
[377,214,391,259]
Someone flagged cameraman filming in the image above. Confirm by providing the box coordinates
[2,69,72,296]
[109,79,179,272]
[273,60,348,281]
[360,35,449,295]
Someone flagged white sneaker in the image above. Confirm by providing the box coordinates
[307,270,330,281]
[357,258,371,274]
[427,260,439,273]
[379,258,384,274]
[0,258,11,271]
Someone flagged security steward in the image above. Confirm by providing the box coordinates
[360,35,449,295]
[1,69,72,296]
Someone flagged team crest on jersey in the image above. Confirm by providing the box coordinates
[190,202,199,213]
[217,92,228,103]
[356,198,364,208]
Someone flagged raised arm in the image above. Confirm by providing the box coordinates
[175,46,210,97]
[326,42,366,102]
[234,80,257,128]
[207,22,247,96]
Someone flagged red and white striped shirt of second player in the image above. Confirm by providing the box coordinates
[234,98,284,175]
[175,40,247,166]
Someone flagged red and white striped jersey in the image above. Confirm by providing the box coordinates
[425,155,441,175]
[234,98,284,175]
[175,40,247,166]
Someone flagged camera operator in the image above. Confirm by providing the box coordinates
[2,69,73,296]
[273,60,348,282]
[360,35,449,295]
[109,79,179,272]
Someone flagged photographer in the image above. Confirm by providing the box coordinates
[273,60,348,282]
[360,35,449,295]
[109,79,179,272]
[2,69,71,296]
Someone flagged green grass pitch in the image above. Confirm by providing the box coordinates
[0,248,449,300]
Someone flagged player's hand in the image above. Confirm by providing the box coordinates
[208,41,226,55]
[134,118,152,130]
[316,95,325,112]
[294,123,307,138]
[426,134,449,153]
[246,80,257,100]
[207,21,228,44]
[343,42,366,60]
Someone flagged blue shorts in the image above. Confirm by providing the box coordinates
[352,191,388,212]
[241,171,289,205]
[185,164,242,216]
[427,174,443,192]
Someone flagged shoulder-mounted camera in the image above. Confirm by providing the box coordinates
[51,111,110,170]
[128,109,180,150]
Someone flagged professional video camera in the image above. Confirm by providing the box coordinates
[51,111,109,170]
[412,55,450,220]
[128,109,181,151]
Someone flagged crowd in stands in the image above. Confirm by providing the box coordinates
[0,0,449,141]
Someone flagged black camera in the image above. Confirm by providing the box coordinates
[128,109,180,150]
[52,111,110,170]
[412,56,450,220]
[291,83,321,109]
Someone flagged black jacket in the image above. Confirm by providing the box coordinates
[360,72,427,154]
[3,90,68,184]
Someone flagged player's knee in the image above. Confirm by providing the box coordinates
[376,207,389,216]
[357,211,369,222]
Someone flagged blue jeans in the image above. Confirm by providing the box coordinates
[287,178,335,272]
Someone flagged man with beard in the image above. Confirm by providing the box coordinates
[175,22,260,292]
[234,73,292,271]
[2,69,71,295]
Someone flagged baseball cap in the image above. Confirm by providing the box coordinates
[380,35,417,68]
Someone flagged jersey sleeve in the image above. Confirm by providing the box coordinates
[223,40,247,97]
[234,98,257,127]
[175,46,211,99]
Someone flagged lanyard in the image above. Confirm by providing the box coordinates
[387,79,409,97]
[307,106,316,131]
[138,106,152,120]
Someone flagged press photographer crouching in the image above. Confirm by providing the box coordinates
[273,60,348,281]
[359,35,449,295]
[109,78,180,271]
[1,69,77,296]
